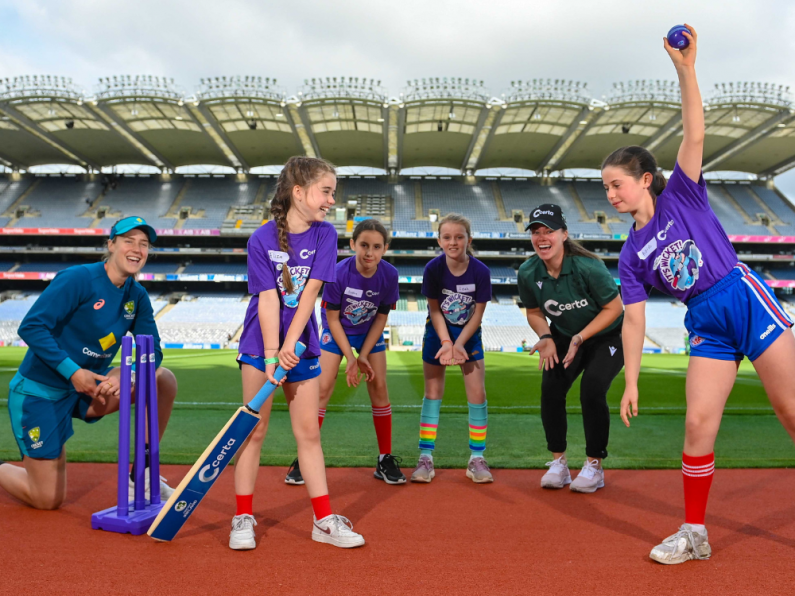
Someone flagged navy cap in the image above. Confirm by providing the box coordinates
[110,216,157,243]
[525,204,567,231]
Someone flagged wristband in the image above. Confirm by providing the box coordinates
[573,333,584,345]
[264,357,280,364]
[441,339,453,345]
[539,334,552,340]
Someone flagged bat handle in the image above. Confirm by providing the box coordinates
[246,342,307,413]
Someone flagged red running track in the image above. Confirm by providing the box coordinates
[1,464,793,595]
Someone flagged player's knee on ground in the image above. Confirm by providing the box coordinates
[29,487,64,510]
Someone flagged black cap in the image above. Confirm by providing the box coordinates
[525,204,567,231]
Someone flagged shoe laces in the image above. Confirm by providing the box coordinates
[381,454,402,472]
[470,457,490,472]
[416,457,433,471]
[327,515,356,536]
[578,459,600,480]
[232,514,257,532]
[664,525,707,560]
[545,457,567,474]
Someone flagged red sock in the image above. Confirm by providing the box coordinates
[236,494,253,516]
[311,494,332,520]
[318,408,326,429]
[682,452,715,525]
[372,404,392,455]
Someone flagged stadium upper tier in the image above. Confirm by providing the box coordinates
[1,76,794,176]
[3,173,794,238]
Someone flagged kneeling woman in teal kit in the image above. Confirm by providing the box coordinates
[0,217,178,510]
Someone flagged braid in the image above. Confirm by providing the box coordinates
[269,156,337,295]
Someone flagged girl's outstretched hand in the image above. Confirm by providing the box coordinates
[664,23,697,68]
[345,357,362,388]
[620,386,639,427]
[357,355,375,382]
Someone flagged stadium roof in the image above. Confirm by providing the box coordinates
[1,75,793,177]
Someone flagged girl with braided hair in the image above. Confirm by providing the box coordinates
[230,156,365,550]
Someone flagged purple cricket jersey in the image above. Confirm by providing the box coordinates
[618,163,738,305]
[321,256,400,335]
[239,220,337,359]
[421,254,492,326]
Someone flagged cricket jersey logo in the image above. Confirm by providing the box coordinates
[440,292,474,325]
[28,427,40,442]
[656,239,703,292]
[276,265,311,309]
[344,300,376,326]
[124,300,136,320]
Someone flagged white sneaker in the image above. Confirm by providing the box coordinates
[570,459,604,493]
[540,456,572,489]
[650,524,711,564]
[128,468,175,501]
[229,514,258,550]
[312,514,365,548]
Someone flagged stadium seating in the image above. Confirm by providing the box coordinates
[181,178,259,230]
[12,178,97,228]
[182,262,248,274]
[15,261,75,272]
[421,180,515,233]
[752,186,795,233]
[0,178,36,216]
[141,261,180,274]
[157,294,248,345]
[95,177,180,229]
[0,294,40,344]
[0,261,15,272]
[574,181,634,231]
[706,184,759,235]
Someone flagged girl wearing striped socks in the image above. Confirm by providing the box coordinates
[411,213,493,484]
[285,219,404,485]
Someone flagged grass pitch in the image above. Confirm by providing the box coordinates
[1,348,793,468]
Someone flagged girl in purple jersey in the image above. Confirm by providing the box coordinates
[307,219,404,485]
[230,157,364,551]
[602,25,795,565]
[411,213,493,484]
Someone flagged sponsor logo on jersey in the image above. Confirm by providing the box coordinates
[657,219,675,241]
[609,346,617,356]
[93,299,105,310]
[83,347,113,358]
[99,331,117,351]
[300,249,316,259]
[124,300,136,320]
[543,298,590,316]
[690,335,704,347]
[366,290,379,297]
[309,363,320,370]
[760,324,776,340]
[536,281,543,289]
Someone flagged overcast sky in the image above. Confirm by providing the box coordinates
[1,0,794,192]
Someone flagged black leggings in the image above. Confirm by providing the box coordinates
[540,329,624,459]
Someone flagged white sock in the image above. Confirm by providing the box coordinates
[469,454,484,462]
[688,523,706,533]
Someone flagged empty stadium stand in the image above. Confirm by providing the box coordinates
[180,177,260,230]
[94,177,180,230]
[157,294,248,345]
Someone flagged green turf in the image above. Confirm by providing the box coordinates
[1,348,793,468]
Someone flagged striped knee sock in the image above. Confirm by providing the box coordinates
[318,408,326,429]
[468,401,488,458]
[419,397,441,457]
[682,452,715,525]
[372,404,392,455]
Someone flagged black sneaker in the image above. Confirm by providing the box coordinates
[285,458,304,485]
[374,454,406,485]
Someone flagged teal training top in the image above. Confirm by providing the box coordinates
[17,262,162,392]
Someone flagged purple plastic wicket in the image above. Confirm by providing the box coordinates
[146,335,161,506]
[116,336,133,517]
[134,335,147,510]
[91,334,163,535]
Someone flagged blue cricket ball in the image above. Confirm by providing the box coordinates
[667,25,691,49]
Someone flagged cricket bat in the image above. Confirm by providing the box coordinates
[147,342,306,542]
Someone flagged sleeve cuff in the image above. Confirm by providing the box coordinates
[56,358,81,381]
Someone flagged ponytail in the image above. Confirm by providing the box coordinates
[563,237,600,260]
[270,156,336,294]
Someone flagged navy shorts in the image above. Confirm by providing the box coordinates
[7,373,101,460]
[320,328,386,356]
[237,354,321,382]
[422,320,484,366]
[686,263,793,362]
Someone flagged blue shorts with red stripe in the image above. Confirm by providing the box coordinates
[685,263,793,362]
